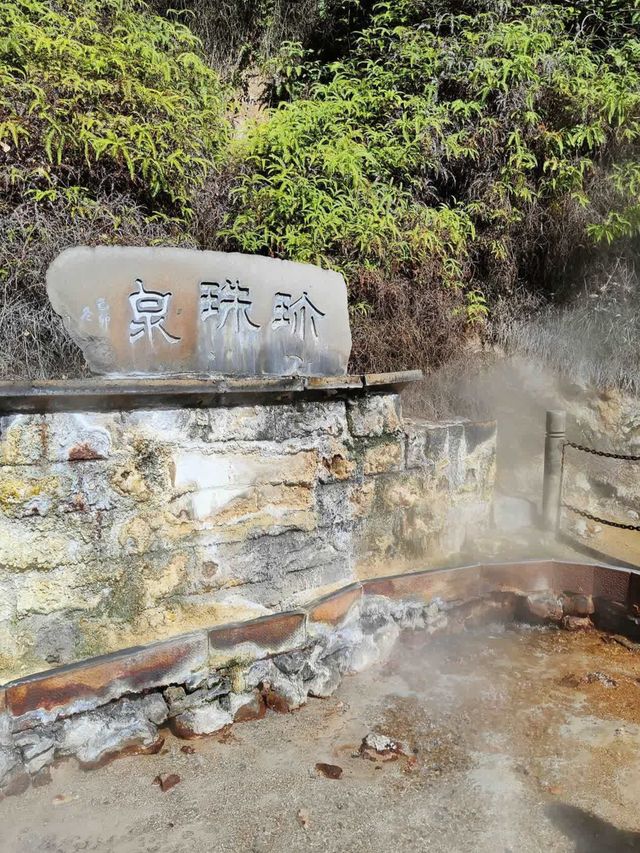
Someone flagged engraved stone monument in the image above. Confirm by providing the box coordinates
[46,247,351,376]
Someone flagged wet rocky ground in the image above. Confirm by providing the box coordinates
[3,624,640,852]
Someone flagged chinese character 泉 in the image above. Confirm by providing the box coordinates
[129,278,180,344]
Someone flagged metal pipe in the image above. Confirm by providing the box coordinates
[542,409,566,531]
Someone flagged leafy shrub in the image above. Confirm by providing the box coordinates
[0,0,229,213]
[3,0,640,380]
[223,0,640,370]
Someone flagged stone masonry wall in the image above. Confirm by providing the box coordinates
[0,392,495,682]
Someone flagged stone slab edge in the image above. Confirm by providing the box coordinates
[0,371,424,415]
[3,559,637,722]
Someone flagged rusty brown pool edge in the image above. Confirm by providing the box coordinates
[3,558,638,721]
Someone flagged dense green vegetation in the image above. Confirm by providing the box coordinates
[1,0,228,209]
[1,0,639,376]
[0,0,227,374]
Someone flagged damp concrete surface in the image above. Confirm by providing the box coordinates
[3,625,640,852]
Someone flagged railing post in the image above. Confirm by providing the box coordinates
[542,409,566,531]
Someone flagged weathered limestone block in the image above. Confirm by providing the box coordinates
[203,526,353,609]
[110,463,153,501]
[170,703,233,738]
[363,437,405,476]
[121,409,210,445]
[228,690,266,722]
[173,446,319,491]
[0,619,19,682]
[137,551,193,607]
[0,415,46,466]
[377,470,434,511]
[267,401,348,441]
[443,422,467,488]
[245,659,307,712]
[167,481,317,543]
[0,461,128,519]
[47,247,351,376]
[354,471,443,576]
[462,421,497,495]
[349,481,376,517]
[347,394,402,437]
[405,419,439,471]
[124,402,347,446]
[354,418,495,577]
[14,566,111,618]
[315,481,369,527]
[44,412,116,463]
[64,464,123,513]
[0,513,104,571]
[464,420,498,454]
[162,444,322,546]
[318,439,357,483]
[405,419,469,485]
[9,612,83,675]
[0,467,63,519]
[59,693,167,766]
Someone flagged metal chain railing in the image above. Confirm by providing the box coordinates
[562,503,640,531]
[561,439,640,531]
[564,441,640,462]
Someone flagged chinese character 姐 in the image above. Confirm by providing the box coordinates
[200,279,260,332]
[271,291,325,340]
[129,278,180,344]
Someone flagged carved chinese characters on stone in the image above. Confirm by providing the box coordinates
[200,280,260,332]
[272,291,325,340]
[46,247,351,376]
[129,279,181,344]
